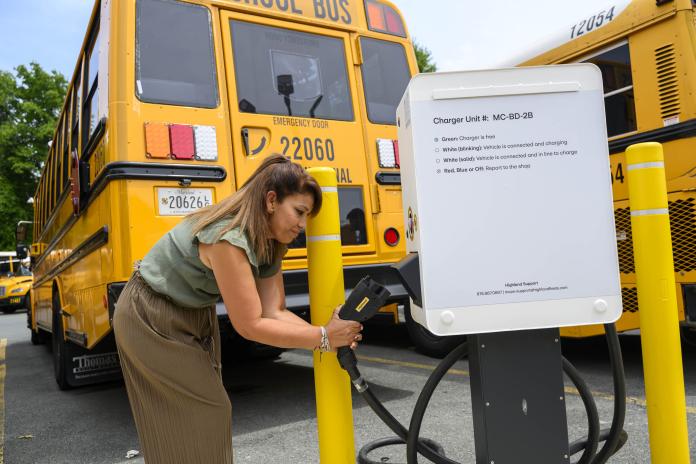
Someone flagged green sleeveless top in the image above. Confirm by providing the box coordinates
[139,217,284,309]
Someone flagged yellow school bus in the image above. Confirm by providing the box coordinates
[0,252,32,315]
[28,0,435,388]
[513,0,696,339]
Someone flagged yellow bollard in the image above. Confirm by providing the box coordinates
[626,142,690,463]
[306,167,356,464]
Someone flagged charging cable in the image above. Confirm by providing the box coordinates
[338,277,628,464]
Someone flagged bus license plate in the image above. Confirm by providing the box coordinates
[157,188,213,216]
[10,297,20,304]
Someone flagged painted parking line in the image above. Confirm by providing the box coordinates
[355,353,696,416]
[356,354,469,376]
[0,338,6,464]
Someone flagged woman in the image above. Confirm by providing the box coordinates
[113,154,363,463]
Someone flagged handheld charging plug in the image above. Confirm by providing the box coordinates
[339,275,391,322]
[336,276,391,391]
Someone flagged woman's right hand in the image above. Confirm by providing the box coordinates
[324,307,363,349]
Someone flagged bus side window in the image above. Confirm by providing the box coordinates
[583,43,637,137]
[63,96,70,190]
[72,60,82,158]
[83,26,100,151]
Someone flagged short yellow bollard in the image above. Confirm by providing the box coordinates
[626,142,690,463]
[306,167,356,464]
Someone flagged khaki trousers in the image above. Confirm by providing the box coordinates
[114,272,232,464]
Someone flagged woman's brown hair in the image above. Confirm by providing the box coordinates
[188,154,323,264]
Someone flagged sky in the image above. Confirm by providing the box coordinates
[0,0,618,79]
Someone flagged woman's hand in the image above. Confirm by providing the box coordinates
[325,307,363,350]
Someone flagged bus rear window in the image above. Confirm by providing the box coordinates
[135,0,218,108]
[231,21,353,121]
[360,38,410,125]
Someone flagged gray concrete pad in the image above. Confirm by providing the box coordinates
[2,313,695,463]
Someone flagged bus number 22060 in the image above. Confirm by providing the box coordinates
[280,136,335,162]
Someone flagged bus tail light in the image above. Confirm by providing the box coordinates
[145,123,171,158]
[365,0,406,37]
[384,227,400,247]
[193,125,218,161]
[377,138,399,168]
[170,124,195,159]
[144,123,218,161]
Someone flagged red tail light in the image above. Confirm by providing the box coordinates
[170,124,195,160]
[393,140,400,168]
[384,227,400,247]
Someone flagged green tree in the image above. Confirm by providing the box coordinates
[0,63,67,249]
[413,41,437,73]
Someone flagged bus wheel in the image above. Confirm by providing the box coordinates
[52,298,72,390]
[31,329,46,345]
[681,326,696,348]
[28,310,46,345]
[219,318,283,362]
[404,305,467,358]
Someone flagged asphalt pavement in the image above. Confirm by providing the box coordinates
[1,311,695,463]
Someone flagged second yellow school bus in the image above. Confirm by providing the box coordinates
[514,0,696,339]
[28,0,438,388]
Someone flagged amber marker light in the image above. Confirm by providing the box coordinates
[365,0,406,37]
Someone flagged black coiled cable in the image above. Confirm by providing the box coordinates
[346,323,626,464]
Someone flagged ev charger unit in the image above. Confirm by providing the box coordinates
[395,64,622,336]
[387,64,625,464]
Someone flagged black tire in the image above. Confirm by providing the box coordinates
[681,326,696,348]
[28,307,46,345]
[22,293,31,311]
[2,308,17,314]
[52,295,72,390]
[31,328,44,345]
[222,334,284,362]
[404,305,466,358]
[219,318,283,362]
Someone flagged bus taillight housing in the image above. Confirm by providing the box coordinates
[377,138,400,168]
[365,0,406,37]
[144,123,218,161]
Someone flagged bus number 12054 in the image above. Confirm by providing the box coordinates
[570,6,616,39]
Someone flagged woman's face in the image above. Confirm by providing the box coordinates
[267,191,315,244]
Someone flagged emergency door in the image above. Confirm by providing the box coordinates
[220,9,376,257]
